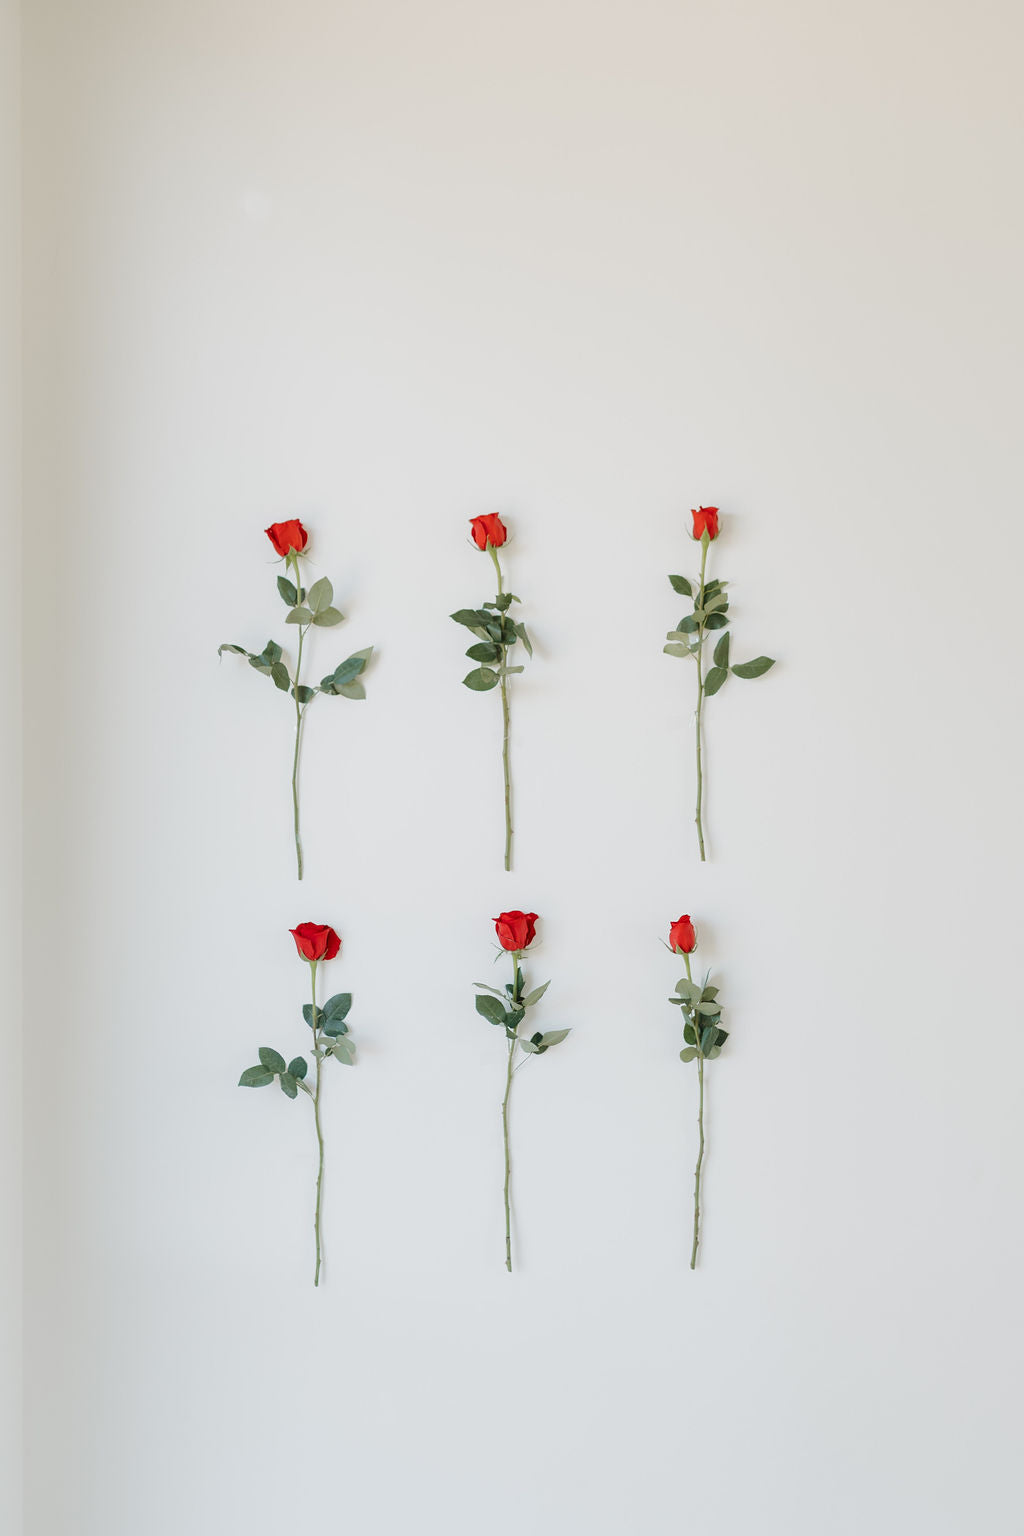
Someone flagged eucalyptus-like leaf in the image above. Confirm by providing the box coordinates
[451,609,487,629]
[286,606,314,625]
[522,980,550,1007]
[476,994,507,1025]
[218,643,250,657]
[505,665,525,675]
[664,643,689,658]
[466,642,501,663]
[536,1028,570,1051]
[323,993,352,1022]
[679,1046,698,1063]
[312,606,344,627]
[669,574,693,596]
[307,576,333,614]
[238,1065,274,1087]
[287,1056,308,1080]
[703,666,728,696]
[331,1038,356,1065]
[731,656,776,679]
[704,612,729,630]
[258,1046,287,1075]
[463,666,500,691]
[279,1072,298,1099]
[277,575,298,606]
[514,622,533,657]
[271,663,291,691]
[713,632,730,669]
[338,680,366,700]
[292,685,317,704]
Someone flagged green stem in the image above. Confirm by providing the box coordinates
[292,616,308,882]
[684,952,705,1269]
[310,960,325,1286]
[502,1032,515,1272]
[488,542,512,872]
[501,948,522,1272]
[694,537,709,862]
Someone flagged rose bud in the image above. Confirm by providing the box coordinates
[690,506,719,541]
[493,910,538,952]
[669,915,697,953]
[470,514,508,551]
[265,519,309,558]
[289,922,341,962]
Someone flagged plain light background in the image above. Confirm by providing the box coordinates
[16,1,1024,1532]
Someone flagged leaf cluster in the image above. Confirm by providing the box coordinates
[668,976,729,1063]
[451,596,532,693]
[663,572,774,691]
[473,974,568,1054]
[219,572,373,704]
[238,992,357,1095]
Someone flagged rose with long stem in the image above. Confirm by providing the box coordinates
[238,921,356,1286]
[451,515,532,874]
[473,910,569,1271]
[663,506,776,862]
[220,520,373,883]
[668,914,728,1269]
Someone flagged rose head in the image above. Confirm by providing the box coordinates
[691,506,719,541]
[265,519,309,558]
[470,514,508,551]
[669,915,697,954]
[494,910,538,952]
[290,922,341,962]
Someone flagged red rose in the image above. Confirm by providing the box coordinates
[470,514,508,551]
[493,910,538,952]
[265,519,309,558]
[290,923,341,962]
[669,915,696,953]
[691,506,719,541]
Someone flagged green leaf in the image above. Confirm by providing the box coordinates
[338,680,365,700]
[463,667,500,691]
[466,642,501,663]
[451,609,487,629]
[697,1001,721,1016]
[505,665,524,675]
[704,592,729,613]
[331,1037,356,1065]
[683,1023,697,1047]
[701,986,719,1001]
[732,656,775,679]
[663,643,689,658]
[536,1028,570,1051]
[678,614,700,633]
[700,1025,718,1054]
[704,612,729,630]
[326,655,367,688]
[292,685,317,704]
[706,1045,722,1059]
[279,1072,298,1099]
[675,979,702,1003]
[287,1057,308,1080]
[679,1046,698,1063]
[323,993,351,1021]
[713,1028,729,1046]
[473,982,506,997]
[238,1065,274,1087]
[703,666,728,696]
[218,643,250,658]
[713,632,730,669]
[277,575,298,606]
[520,1038,539,1053]
[271,662,291,691]
[515,622,533,657]
[476,994,507,1025]
[312,606,344,627]
[669,574,693,596]
[321,1016,349,1038]
[307,576,333,613]
[522,980,550,1007]
[302,1004,322,1029]
[286,606,314,625]
[258,1046,286,1075]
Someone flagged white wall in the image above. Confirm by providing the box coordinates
[1,2,20,1533]
[21,2,1024,1533]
